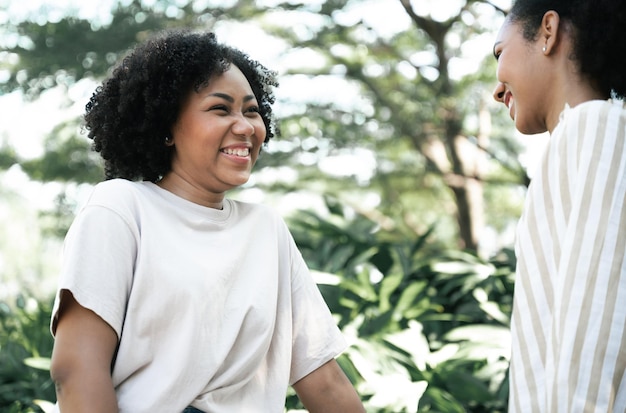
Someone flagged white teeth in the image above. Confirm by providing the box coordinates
[222,148,250,156]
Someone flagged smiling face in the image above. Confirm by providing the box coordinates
[492,18,552,135]
[161,64,266,207]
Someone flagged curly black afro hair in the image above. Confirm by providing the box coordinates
[508,0,626,99]
[84,30,278,182]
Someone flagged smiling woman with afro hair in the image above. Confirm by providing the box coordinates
[85,30,278,182]
[49,29,365,413]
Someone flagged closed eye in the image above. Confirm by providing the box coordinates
[493,42,502,61]
[209,104,229,113]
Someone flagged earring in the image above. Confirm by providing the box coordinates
[542,46,547,53]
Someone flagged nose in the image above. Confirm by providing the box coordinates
[232,114,256,138]
[493,82,505,103]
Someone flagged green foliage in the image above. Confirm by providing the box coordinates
[0,146,19,170]
[255,0,525,251]
[19,121,104,184]
[1,0,525,251]
[1,0,276,98]
[287,198,514,412]
[0,295,55,413]
[1,0,172,98]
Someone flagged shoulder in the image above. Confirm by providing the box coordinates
[87,179,152,204]
[561,99,626,129]
[551,99,626,190]
[66,180,145,243]
[81,179,154,219]
[229,199,293,237]
[89,178,140,197]
[229,199,284,221]
[554,99,625,153]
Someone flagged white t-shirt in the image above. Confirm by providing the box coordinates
[51,179,346,412]
[509,100,626,412]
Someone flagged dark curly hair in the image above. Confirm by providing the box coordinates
[508,0,626,99]
[84,30,278,182]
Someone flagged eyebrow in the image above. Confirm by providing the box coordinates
[208,92,257,103]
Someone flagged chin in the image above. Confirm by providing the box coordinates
[515,120,547,136]
[231,176,252,187]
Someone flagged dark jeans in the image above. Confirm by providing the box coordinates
[182,407,204,413]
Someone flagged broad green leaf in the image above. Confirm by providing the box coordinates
[23,357,51,371]
[419,386,465,413]
[443,370,494,404]
[379,272,404,313]
[444,324,510,345]
[358,310,395,337]
[395,281,427,317]
[479,300,511,326]
[384,321,430,371]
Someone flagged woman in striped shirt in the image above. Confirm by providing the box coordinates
[492,0,626,411]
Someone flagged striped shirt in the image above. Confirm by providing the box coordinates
[509,99,626,413]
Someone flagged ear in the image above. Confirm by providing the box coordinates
[540,11,561,55]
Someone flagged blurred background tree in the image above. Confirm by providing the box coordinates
[0,0,530,411]
[0,0,526,251]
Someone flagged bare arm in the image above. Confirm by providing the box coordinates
[50,290,119,413]
[293,359,365,413]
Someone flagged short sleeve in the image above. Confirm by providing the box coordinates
[287,233,346,384]
[51,205,138,339]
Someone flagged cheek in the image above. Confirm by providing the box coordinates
[171,114,200,141]
[254,120,268,142]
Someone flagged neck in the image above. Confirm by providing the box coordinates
[157,172,225,210]
[546,73,607,134]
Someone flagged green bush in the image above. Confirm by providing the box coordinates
[287,198,514,412]
[0,294,55,413]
